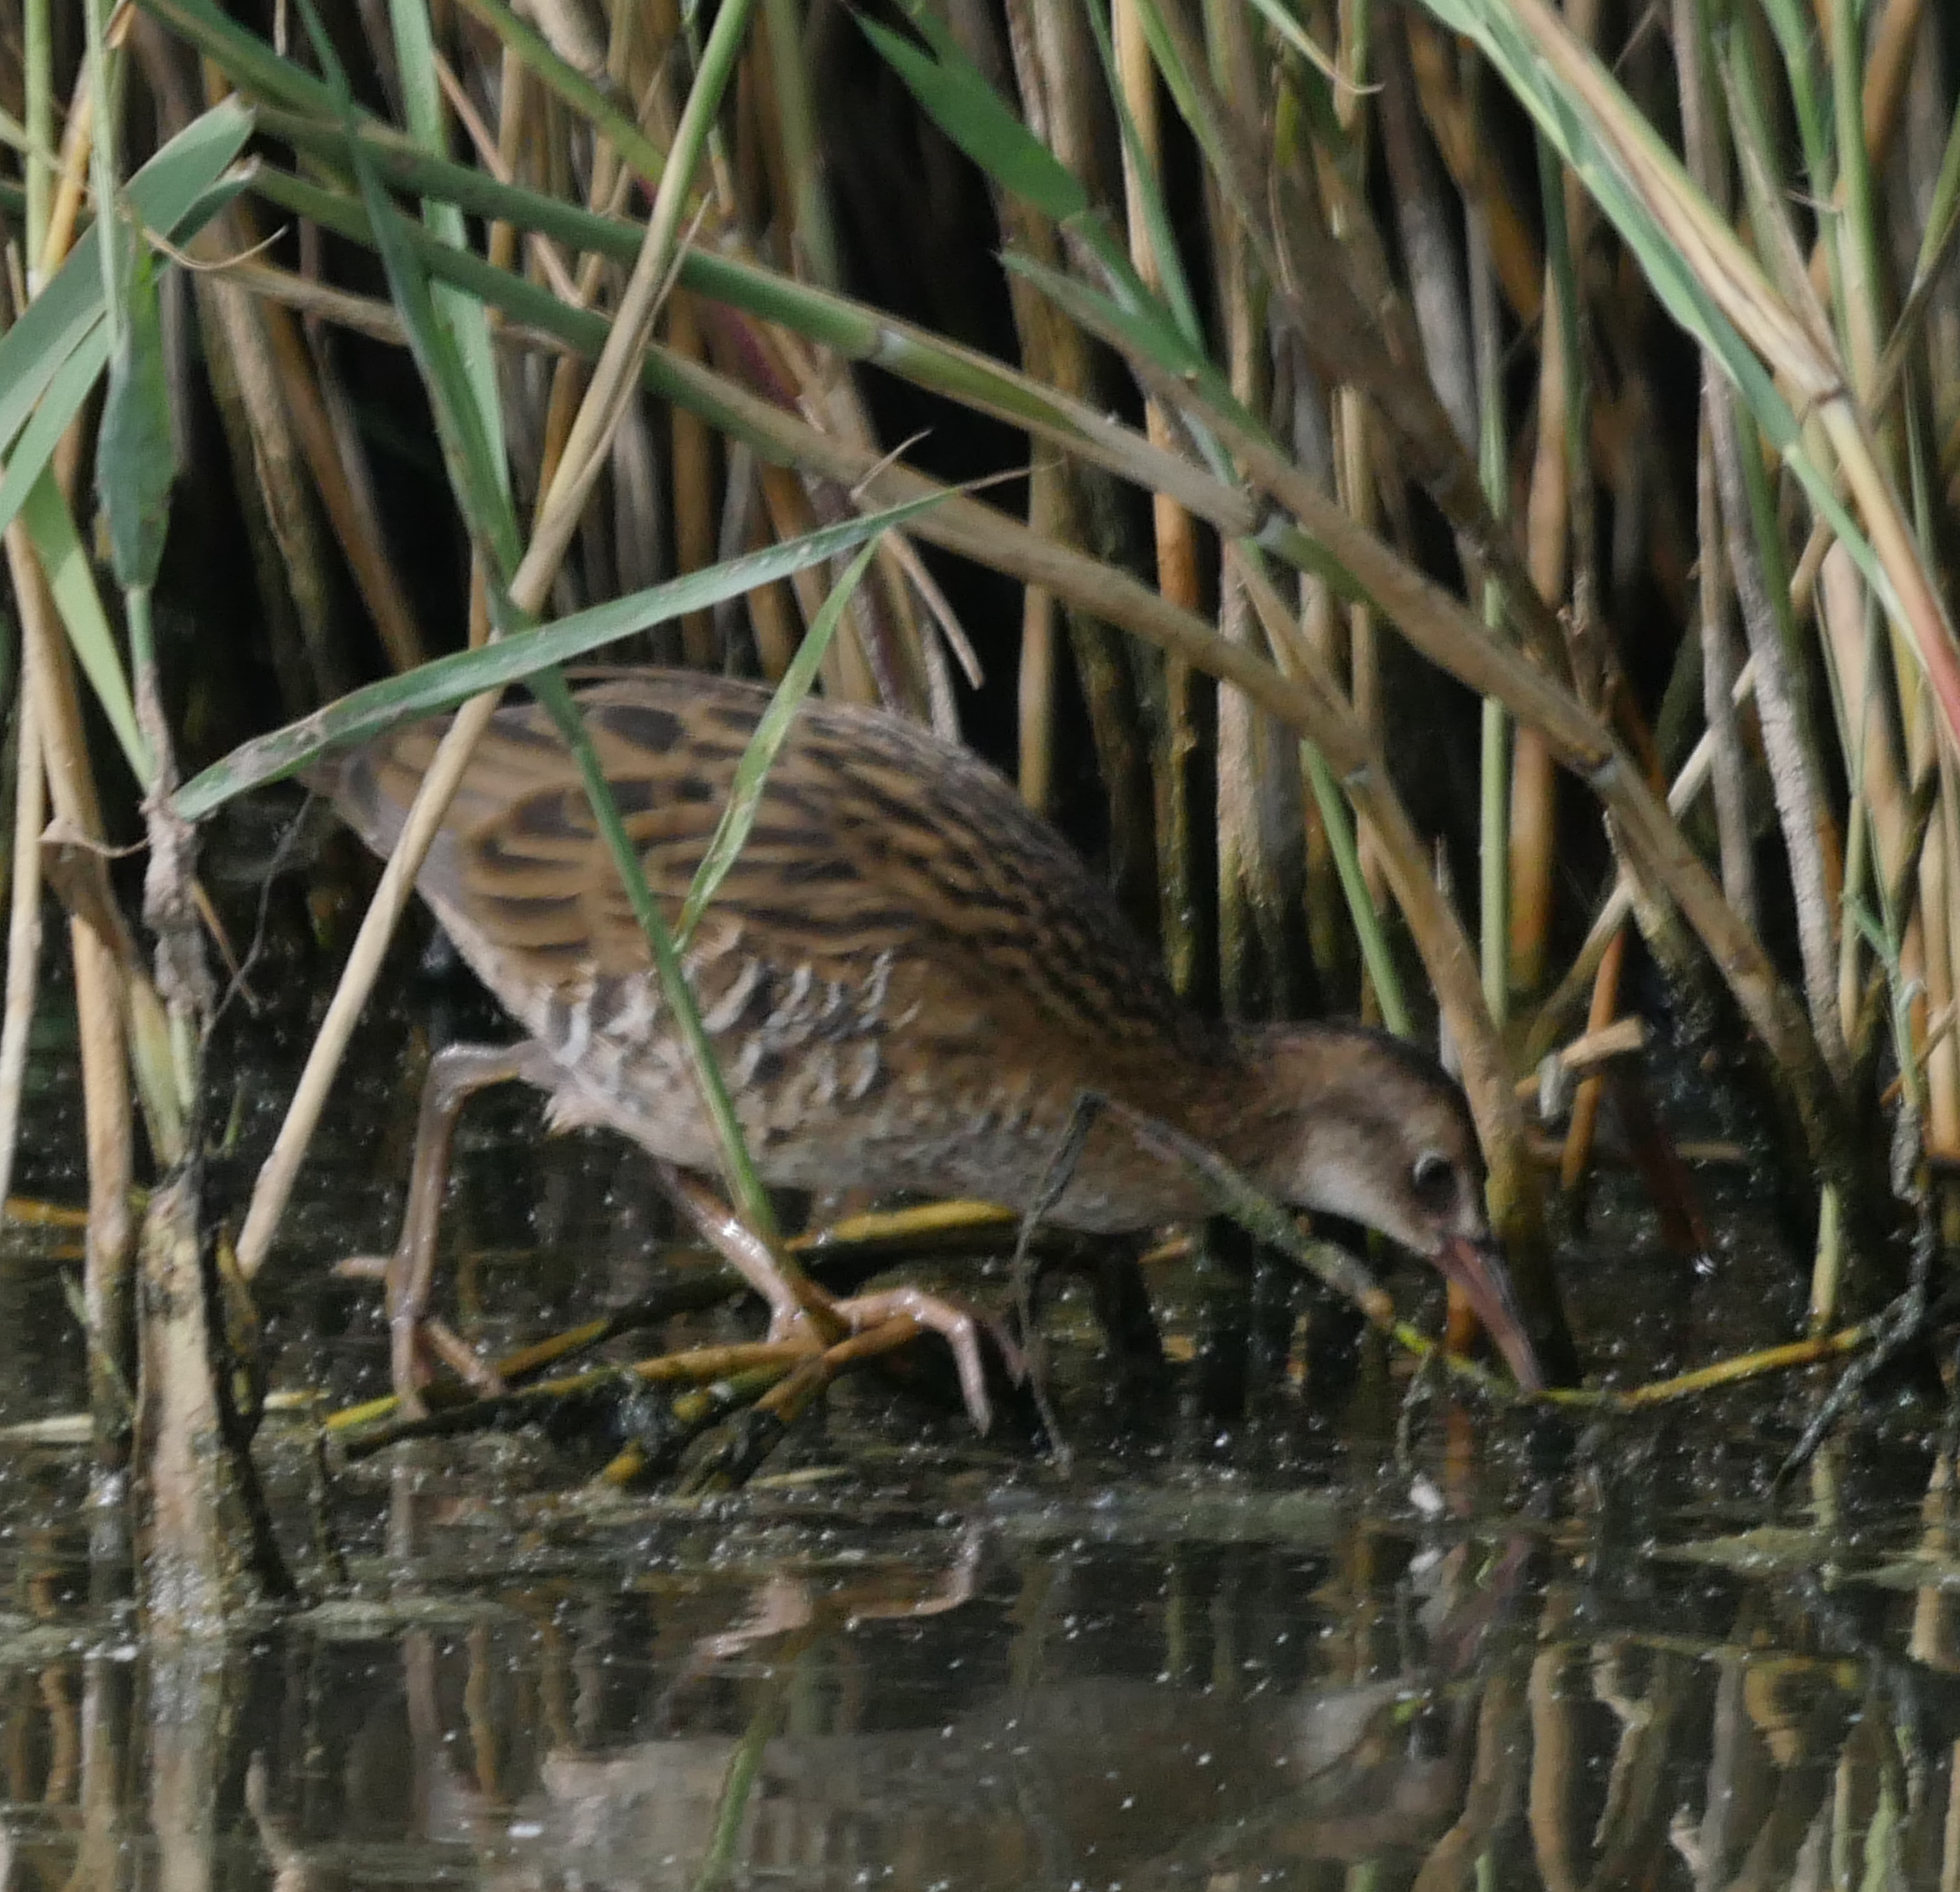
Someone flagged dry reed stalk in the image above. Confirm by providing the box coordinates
[534,348,589,536]
[1528,657,1761,1063]
[1671,0,1755,937]
[1895,653,1960,1161]
[873,537,972,739]
[196,267,348,699]
[1695,400,1755,929]
[38,58,94,288]
[1853,98,1960,1169]
[759,321,938,717]
[438,52,579,301]
[758,457,876,703]
[667,292,720,669]
[178,58,359,705]
[607,397,663,606]
[205,260,410,344]
[1920,786,1960,1161]
[1206,0,1294,1015]
[485,41,525,278]
[521,213,637,620]
[1115,1,1207,963]
[1665,0,1854,1147]
[239,132,1243,534]
[19,44,150,1472]
[1709,393,1848,1080]
[1467,207,1512,1030]
[1820,544,1926,1040]
[723,458,797,679]
[1141,0,1574,696]
[234,683,505,1283]
[1509,221,1574,999]
[619,0,681,162]
[9,527,134,1461]
[1378,24,1477,450]
[567,4,940,714]
[235,200,430,674]
[1517,1017,1647,1097]
[1840,171,1960,515]
[1560,930,1625,1196]
[748,335,941,705]
[704,359,922,714]
[737,18,787,254]
[819,479,944,718]
[1266,332,1348,983]
[0,681,41,1214]
[1331,388,1383,899]
[1014,477,1058,813]
[1403,14,1543,326]
[1215,574,1309,1014]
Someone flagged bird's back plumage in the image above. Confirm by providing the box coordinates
[327,670,1231,1223]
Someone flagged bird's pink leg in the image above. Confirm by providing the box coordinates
[360,1041,555,1415]
[651,1164,825,1334]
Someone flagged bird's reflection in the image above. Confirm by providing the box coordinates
[517,1676,1470,1890]
[461,1527,1527,1890]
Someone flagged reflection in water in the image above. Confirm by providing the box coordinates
[0,1450,1954,1890]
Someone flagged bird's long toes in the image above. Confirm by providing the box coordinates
[836,1287,995,1434]
[422,1318,509,1397]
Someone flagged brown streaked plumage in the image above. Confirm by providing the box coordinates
[324,668,1543,1414]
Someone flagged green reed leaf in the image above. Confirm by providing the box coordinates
[97,234,175,592]
[172,486,957,821]
[857,15,1089,227]
[20,473,152,783]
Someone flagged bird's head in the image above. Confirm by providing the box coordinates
[1242,1026,1544,1392]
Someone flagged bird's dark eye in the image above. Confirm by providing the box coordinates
[1410,1151,1455,1210]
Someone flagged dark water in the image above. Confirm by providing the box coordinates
[2,1018,1958,1890]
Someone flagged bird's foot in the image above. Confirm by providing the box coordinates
[651,1166,1016,1435]
[413,1317,510,1402]
[765,1286,1016,1435]
[334,1254,509,1419]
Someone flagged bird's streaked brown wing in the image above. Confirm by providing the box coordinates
[333,672,1215,1080]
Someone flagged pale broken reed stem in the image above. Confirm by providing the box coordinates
[234,688,503,1278]
[0,681,45,1210]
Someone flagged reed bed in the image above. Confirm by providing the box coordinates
[0,0,1953,1605]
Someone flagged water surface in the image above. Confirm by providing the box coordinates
[0,1017,1952,1891]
